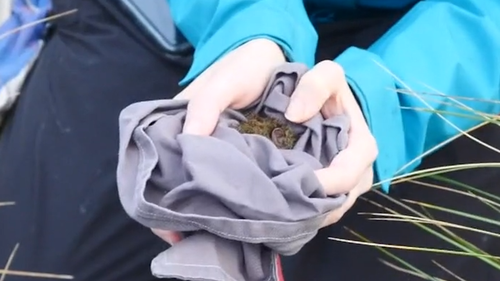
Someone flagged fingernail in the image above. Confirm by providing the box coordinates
[285,99,304,122]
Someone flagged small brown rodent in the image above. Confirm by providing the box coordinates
[236,113,297,149]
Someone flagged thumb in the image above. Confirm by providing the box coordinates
[285,81,333,123]
[284,83,317,123]
[285,61,337,123]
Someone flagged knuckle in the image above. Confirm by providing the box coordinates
[326,211,343,224]
[345,178,360,191]
[332,179,357,195]
[298,72,331,100]
[317,60,345,77]
[316,87,331,101]
[365,134,379,161]
[364,184,373,194]
[361,180,373,194]
[305,61,346,98]
[323,190,360,227]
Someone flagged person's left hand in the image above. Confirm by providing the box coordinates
[283,60,378,227]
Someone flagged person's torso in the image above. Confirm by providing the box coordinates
[307,0,417,10]
[48,0,420,65]
[305,0,419,22]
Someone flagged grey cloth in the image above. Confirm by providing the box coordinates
[116,63,350,281]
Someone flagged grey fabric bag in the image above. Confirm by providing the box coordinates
[117,63,349,281]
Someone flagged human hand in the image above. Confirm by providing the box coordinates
[153,53,377,244]
[175,38,287,135]
[284,60,378,227]
[151,38,286,244]
[151,228,183,245]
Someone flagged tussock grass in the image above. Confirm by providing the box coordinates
[329,67,500,280]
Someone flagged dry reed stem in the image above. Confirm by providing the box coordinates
[380,259,449,281]
[0,244,73,279]
[328,237,500,259]
[0,202,14,207]
[0,9,77,41]
[432,260,467,281]
[0,243,18,281]
[359,212,500,238]
[0,270,73,279]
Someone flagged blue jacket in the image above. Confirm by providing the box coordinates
[169,0,500,191]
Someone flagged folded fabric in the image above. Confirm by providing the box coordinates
[0,0,51,122]
[117,63,350,281]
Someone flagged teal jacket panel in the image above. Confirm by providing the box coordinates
[167,0,317,83]
[169,0,500,191]
[335,0,500,191]
[168,0,418,83]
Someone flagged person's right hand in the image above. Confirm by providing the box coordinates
[283,60,378,227]
[152,38,287,245]
[175,38,287,135]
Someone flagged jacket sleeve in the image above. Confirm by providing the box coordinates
[0,0,51,84]
[167,0,318,84]
[334,0,500,191]
[0,0,51,112]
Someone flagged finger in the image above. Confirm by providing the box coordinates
[356,167,374,195]
[320,168,373,227]
[151,229,183,245]
[321,81,365,126]
[181,78,235,135]
[173,90,193,101]
[320,82,349,118]
[314,132,377,195]
[182,96,225,135]
[320,193,356,227]
[285,61,345,123]
[174,67,212,101]
[173,84,193,100]
[315,87,378,195]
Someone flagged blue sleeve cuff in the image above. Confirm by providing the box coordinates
[179,3,317,85]
[335,47,405,192]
